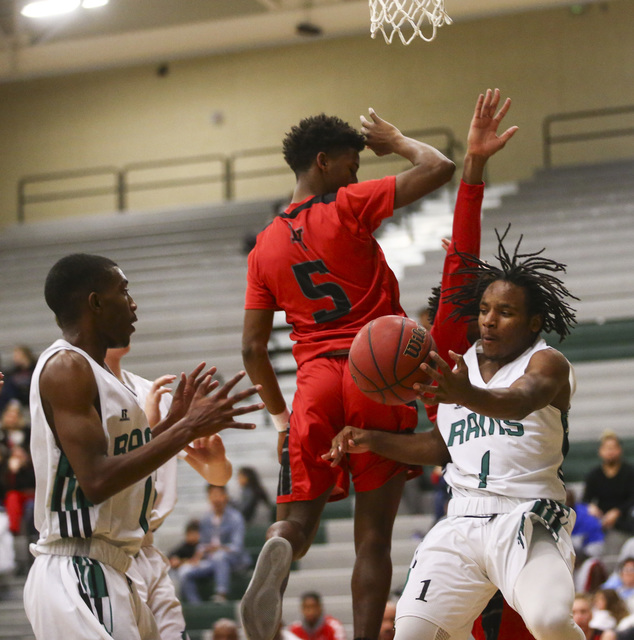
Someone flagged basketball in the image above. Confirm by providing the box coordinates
[348,315,436,405]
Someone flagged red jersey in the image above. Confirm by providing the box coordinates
[288,616,347,640]
[426,179,484,424]
[245,177,404,367]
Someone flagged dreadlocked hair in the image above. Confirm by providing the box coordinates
[444,226,578,342]
[426,285,441,325]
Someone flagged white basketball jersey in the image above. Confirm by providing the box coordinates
[439,337,575,503]
[120,369,177,532]
[30,340,156,557]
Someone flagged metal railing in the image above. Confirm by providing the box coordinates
[542,104,634,168]
[16,127,458,223]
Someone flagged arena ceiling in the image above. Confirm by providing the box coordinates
[0,0,606,81]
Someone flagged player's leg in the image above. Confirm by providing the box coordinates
[352,471,406,640]
[241,491,331,640]
[512,524,584,640]
[24,554,159,640]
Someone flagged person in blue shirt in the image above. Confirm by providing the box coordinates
[180,484,250,603]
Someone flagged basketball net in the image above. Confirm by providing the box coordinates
[369,0,452,44]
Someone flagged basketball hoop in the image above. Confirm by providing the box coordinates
[369,0,452,44]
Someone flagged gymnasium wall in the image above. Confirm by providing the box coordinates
[0,0,633,227]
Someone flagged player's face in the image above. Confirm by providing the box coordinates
[323,148,360,192]
[98,267,138,349]
[478,280,542,364]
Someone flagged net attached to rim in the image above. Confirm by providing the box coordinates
[369,0,452,44]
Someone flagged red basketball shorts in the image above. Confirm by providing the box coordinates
[277,355,419,503]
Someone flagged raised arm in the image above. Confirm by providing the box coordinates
[40,350,262,504]
[242,308,288,461]
[361,108,455,209]
[431,88,519,364]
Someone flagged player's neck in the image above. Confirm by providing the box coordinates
[61,328,107,367]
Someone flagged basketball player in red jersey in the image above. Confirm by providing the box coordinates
[241,108,454,640]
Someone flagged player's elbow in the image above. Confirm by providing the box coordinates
[436,157,456,184]
[241,340,269,368]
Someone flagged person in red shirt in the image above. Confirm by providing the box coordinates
[289,592,347,640]
[241,107,455,640]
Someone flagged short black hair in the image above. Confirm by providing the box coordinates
[444,226,578,342]
[283,114,365,174]
[300,591,322,604]
[44,253,119,327]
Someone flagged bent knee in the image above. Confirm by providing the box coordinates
[395,615,448,640]
[523,610,579,640]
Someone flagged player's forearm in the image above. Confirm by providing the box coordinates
[457,385,540,421]
[78,418,203,504]
[461,152,488,185]
[242,343,286,414]
[365,428,450,466]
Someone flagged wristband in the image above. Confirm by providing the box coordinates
[271,408,290,433]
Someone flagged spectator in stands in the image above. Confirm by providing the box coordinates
[180,484,249,603]
[379,599,397,640]
[211,618,239,640]
[568,488,605,561]
[0,399,30,450]
[288,592,346,640]
[4,444,36,536]
[572,593,603,640]
[169,519,201,570]
[591,589,630,632]
[0,346,36,413]
[603,558,634,612]
[583,432,634,561]
[235,466,273,525]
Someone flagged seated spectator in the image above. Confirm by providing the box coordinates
[235,466,272,525]
[211,618,239,640]
[583,432,634,564]
[179,484,249,603]
[603,558,634,612]
[591,589,630,631]
[288,591,346,640]
[573,593,603,640]
[0,346,36,413]
[0,400,30,450]
[568,488,606,560]
[169,519,201,570]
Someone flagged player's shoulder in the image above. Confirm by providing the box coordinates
[40,348,98,401]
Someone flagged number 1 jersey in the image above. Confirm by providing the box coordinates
[245,177,405,367]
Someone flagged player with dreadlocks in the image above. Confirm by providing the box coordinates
[324,228,585,640]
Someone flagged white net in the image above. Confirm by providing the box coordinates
[369,0,452,44]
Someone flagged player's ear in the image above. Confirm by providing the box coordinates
[88,291,102,313]
[315,151,328,171]
[529,313,543,333]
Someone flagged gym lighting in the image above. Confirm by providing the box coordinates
[21,0,109,18]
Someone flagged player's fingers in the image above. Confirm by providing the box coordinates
[368,107,382,123]
[188,362,206,381]
[481,88,493,116]
[216,370,247,397]
[494,97,512,122]
[472,93,484,119]
[498,125,519,145]
[489,87,501,114]
[429,351,453,373]
[228,401,266,417]
[225,384,262,407]
[152,374,176,388]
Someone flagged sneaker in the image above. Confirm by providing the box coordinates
[240,537,293,640]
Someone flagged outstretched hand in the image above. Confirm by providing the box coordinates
[467,88,518,160]
[321,425,370,468]
[168,362,218,425]
[145,373,177,428]
[184,370,264,437]
[360,108,403,157]
[414,350,473,406]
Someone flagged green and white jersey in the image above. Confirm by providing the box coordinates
[30,340,156,557]
[439,337,575,503]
